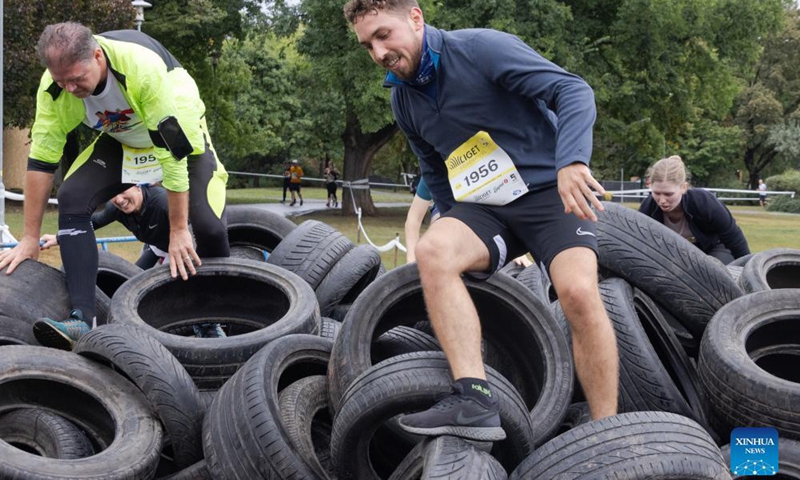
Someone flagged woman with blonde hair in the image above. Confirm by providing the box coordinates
[638,155,750,264]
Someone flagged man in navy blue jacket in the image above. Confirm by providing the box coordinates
[345,0,619,441]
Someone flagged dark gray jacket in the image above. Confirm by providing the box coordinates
[639,188,750,258]
[387,25,596,212]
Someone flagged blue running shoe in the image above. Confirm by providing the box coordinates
[33,310,91,351]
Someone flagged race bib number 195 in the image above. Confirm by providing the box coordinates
[447,131,528,205]
[122,145,163,184]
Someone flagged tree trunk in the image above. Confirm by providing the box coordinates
[340,110,398,216]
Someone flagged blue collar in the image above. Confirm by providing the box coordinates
[385,26,440,86]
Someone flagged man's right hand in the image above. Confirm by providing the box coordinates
[0,236,41,274]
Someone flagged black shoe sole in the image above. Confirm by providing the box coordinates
[398,422,506,442]
[33,321,75,351]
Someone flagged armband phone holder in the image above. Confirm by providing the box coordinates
[157,116,193,160]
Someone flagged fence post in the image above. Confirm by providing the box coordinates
[394,233,399,268]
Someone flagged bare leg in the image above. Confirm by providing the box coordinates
[549,247,618,420]
[415,218,491,380]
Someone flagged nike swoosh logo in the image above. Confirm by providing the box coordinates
[148,224,158,229]
[576,227,595,237]
[456,410,496,425]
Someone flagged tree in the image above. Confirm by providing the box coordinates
[573,0,784,184]
[3,0,135,128]
[140,0,262,101]
[287,0,397,215]
[210,32,308,174]
[733,8,800,187]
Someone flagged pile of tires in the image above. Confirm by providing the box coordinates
[0,204,798,479]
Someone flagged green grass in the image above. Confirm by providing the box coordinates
[290,207,416,269]
[4,199,797,271]
[226,186,414,205]
[726,206,800,254]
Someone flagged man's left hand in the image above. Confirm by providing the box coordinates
[169,228,201,280]
[557,163,605,222]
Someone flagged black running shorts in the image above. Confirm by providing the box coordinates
[440,185,598,278]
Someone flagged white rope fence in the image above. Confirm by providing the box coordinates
[343,179,407,253]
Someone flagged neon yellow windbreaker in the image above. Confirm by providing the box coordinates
[29,32,223,192]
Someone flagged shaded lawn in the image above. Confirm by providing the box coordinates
[4,200,796,271]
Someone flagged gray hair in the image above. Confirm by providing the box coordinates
[36,22,99,68]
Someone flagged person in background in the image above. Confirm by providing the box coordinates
[405,177,532,267]
[281,163,292,204]
[40,184,226,338]
[324,160,340,208]
[757,179,768,208]
[289,159,304,206]
[639,155,750,264]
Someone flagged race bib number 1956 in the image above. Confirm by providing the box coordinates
[122,145,163,184]
[447,131,528,205]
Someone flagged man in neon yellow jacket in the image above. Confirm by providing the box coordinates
[0,22,230,350]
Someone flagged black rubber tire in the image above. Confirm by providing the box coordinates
[555,402,592,436]
[95,249,143,299]
[509,411,728,479]
[600,278,705,421]
[514,262,553,306]
[315,244,384,316]
[73,324,205,469]
[328,263,573,449]
[656,302,700,359]
[0,259,109,326]
[698,289,800,440]
[727,253,754,268]
[727,265,743,282]
[388,435,508,480]
[109,257,319,389]
[372,325,441,363]
[738,248,800,293]
[330,303,351,322]
[159,460,213,480]
[331,352,535,479]
[278,375,334,479]
[0,315,40,346]
[319,317,341,341]
[229,245,267,262]
[202,334,332,480]
[0,408,93,459]
[198,390,217,410]
[267,220,355,289]
[0,345,163,479]
[226,204,297,253]
[498,261,525,279]
[721,438,800,478]
[596,201,743,338]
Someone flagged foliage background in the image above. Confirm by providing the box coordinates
[4,0,800,212]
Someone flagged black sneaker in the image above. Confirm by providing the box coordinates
[192,323,227,338]
[398,386,506,441]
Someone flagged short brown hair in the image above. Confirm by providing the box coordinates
[36,22,99,68]
[343,0,420,25]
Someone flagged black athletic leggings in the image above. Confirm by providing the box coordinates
[57,134,229,319]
